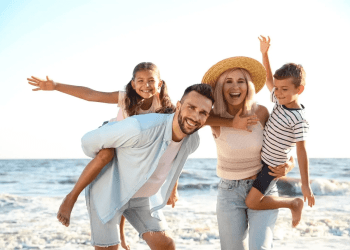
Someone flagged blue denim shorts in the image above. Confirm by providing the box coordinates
[216,178,279,250]
[86,196,168,247]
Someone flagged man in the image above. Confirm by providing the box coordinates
[81,84,214,250]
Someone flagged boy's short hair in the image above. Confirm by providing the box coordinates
[274,63,306,87]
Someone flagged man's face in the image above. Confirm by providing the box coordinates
[177,91,212,135]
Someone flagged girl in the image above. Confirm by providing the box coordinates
[27,62,174,250]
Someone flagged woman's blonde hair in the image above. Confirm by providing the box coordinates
[212,68,257,118]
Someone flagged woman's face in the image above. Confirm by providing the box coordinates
[222,70,248,107]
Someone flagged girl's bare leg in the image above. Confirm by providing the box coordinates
[245,187,304,227]
[57,148,115,226]
[120,216,130,249]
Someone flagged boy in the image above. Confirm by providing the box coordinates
[245,36,315,227]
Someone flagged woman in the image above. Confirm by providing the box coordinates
[202,57,294,250]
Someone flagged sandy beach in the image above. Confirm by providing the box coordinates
[1,159,350,249]
[1,192,349,249]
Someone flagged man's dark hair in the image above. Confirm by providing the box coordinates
[180,84,215,105]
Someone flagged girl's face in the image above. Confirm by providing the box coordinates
[131,70,162,99]
[222,70,248,107]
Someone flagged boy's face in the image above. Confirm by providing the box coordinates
[274,78,302,108]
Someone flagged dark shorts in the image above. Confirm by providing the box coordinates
[252,161,277,195]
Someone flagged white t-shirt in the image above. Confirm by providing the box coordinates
[261,88,309,167]
[132,139,183,198]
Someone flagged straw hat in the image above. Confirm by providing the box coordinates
[202,56,266,93]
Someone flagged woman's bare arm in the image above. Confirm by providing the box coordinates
[255,104,269,127]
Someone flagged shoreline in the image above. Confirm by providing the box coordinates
[1,193,349,250]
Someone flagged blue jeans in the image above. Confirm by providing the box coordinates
[216,179,279,250]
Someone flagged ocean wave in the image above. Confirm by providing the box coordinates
[0,181,17,184]
[178,183,217,190]
[58,179,77,184]
[179,171,211,181]
[278,178,350,196]
[177,178,350,196]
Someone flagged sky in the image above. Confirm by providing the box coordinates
[1,0,349,159]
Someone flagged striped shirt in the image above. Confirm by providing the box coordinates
[261,88,309,167]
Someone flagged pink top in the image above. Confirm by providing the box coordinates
[214,122,263,180]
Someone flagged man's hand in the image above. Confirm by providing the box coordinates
[27,76,56,91]
[167,186,179,208]
[167,180,179,208]
[259,35,270,55]
[301,184,315,207]
[268,161,294,179]
[232,109,259,132]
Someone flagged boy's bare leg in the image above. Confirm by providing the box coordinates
[246,187,304,227]
[57,148,115,226]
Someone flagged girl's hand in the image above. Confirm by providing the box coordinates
[301,184,315,207]
[258,35,270,55]
[232,109,259,132]
[27,76,56,91]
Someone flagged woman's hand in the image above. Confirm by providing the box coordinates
[267,159,294,179]
[27,76,56,91]
[259,35,270,55]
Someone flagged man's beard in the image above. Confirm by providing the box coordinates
[177,109,201,135]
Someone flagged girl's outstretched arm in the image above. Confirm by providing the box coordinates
[259,35,274,92]
[27,76,119,103]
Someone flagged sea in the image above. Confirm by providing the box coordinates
[1,158,350,250]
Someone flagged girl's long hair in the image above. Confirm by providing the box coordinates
[212,68,257,118]
[124,62,174,117]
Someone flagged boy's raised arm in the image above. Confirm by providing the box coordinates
[259,36,274,92]
[27,76,119,104]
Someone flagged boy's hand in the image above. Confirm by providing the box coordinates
[258,35,270,55]
[301,184,315,207]
[27,76,56,91]
[232,109,259,132]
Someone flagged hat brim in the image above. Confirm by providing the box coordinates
[202,56,266,93]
